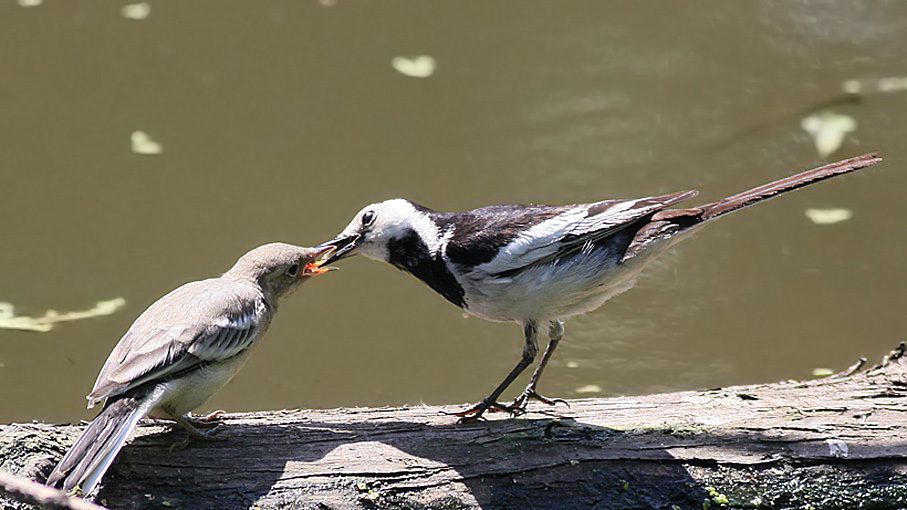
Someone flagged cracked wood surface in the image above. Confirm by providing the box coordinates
[2,346,907,510]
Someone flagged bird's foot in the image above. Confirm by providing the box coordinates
[169,437,191,453]
[508,389,569,416]
[183,422,227,441]
[169,415,227,452]
[169,425,227,452]
[185,409,226,428]
[444,399,513,423]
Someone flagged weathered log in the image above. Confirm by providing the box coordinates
[0,471,108,510]
[3,345,907,510]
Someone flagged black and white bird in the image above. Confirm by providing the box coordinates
[319,153,881,422]
[46,242,336,496]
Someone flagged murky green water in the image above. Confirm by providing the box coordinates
[2,1,905,423]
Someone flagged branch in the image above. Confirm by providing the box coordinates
[0,471,108,510]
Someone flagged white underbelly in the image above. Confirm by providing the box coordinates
[151,350,252,418]
[460,247,658,323]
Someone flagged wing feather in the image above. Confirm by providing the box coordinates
[87,279,267,406]
[477,191,697,277]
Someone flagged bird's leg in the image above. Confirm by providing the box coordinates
[169,413,227,451]
[184,409,226,429]
[509,320,569,415]
[450,322,539,423]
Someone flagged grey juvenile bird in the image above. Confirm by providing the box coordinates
[319,154,882,422]
[46,242,336,495]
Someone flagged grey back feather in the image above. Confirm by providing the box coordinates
[88,279,270,407]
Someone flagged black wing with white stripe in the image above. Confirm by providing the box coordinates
[438,204,574,267]
[463,191,697,278]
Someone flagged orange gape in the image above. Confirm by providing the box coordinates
[304,249,338,275]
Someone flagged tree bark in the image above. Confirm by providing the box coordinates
[3,344,907,510]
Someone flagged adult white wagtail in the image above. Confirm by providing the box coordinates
[46,242,336,495]
[319,153,881,422]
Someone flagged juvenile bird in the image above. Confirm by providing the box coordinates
[46,242,336,495]
[319,153,881,422]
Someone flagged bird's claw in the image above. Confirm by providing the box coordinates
[444,399,512,423]
[169,413,228,453]
[185,409,226,428]
[170,423,227,453]
[197,423,226,439]
[445,391,570,423]
[169,440,188,453]
[456,414,487,424]
[509,390,570,415]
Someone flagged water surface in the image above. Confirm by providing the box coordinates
[1,1,905,423]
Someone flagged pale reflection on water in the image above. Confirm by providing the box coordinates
[0,1,904,423]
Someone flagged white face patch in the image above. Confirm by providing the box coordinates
[341,199,448,261]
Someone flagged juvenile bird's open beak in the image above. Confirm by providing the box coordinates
[316,234,360,265]
[304,246,339,275]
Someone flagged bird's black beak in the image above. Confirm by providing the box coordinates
[317,234,360,265]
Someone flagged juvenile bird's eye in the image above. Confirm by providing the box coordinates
[286,263,300,277]
[362,210,376,227]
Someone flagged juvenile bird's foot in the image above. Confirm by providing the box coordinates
[185,409,226,428]
[169,414,228,452]
[169,430,225,452]
[508,389,569,416]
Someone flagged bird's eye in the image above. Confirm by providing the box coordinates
[362,210,376,227]
[286,263,300,277]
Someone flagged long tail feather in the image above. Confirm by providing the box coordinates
[697,153,882,221]
[623,153,882,261]
[46,385,164,496]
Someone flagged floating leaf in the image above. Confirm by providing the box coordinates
[121,3,151,20]
[878,76,907,93]
[0,298,126,332]
[841,80,861,95]
[566,360,579,368]
[17,0,43,7]
[131,131,163,155]
[812,367,834,377]
[800,111,856,158]
[804,208,853,225]
[391,56,436,78]
[842,76,907,95]
[575,384,602,394]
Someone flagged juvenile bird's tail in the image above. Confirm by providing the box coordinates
[623,153,882,261]
[46,384,164,496]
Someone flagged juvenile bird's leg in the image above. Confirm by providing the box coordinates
[509,320,569,415]
[451,322,539,423]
